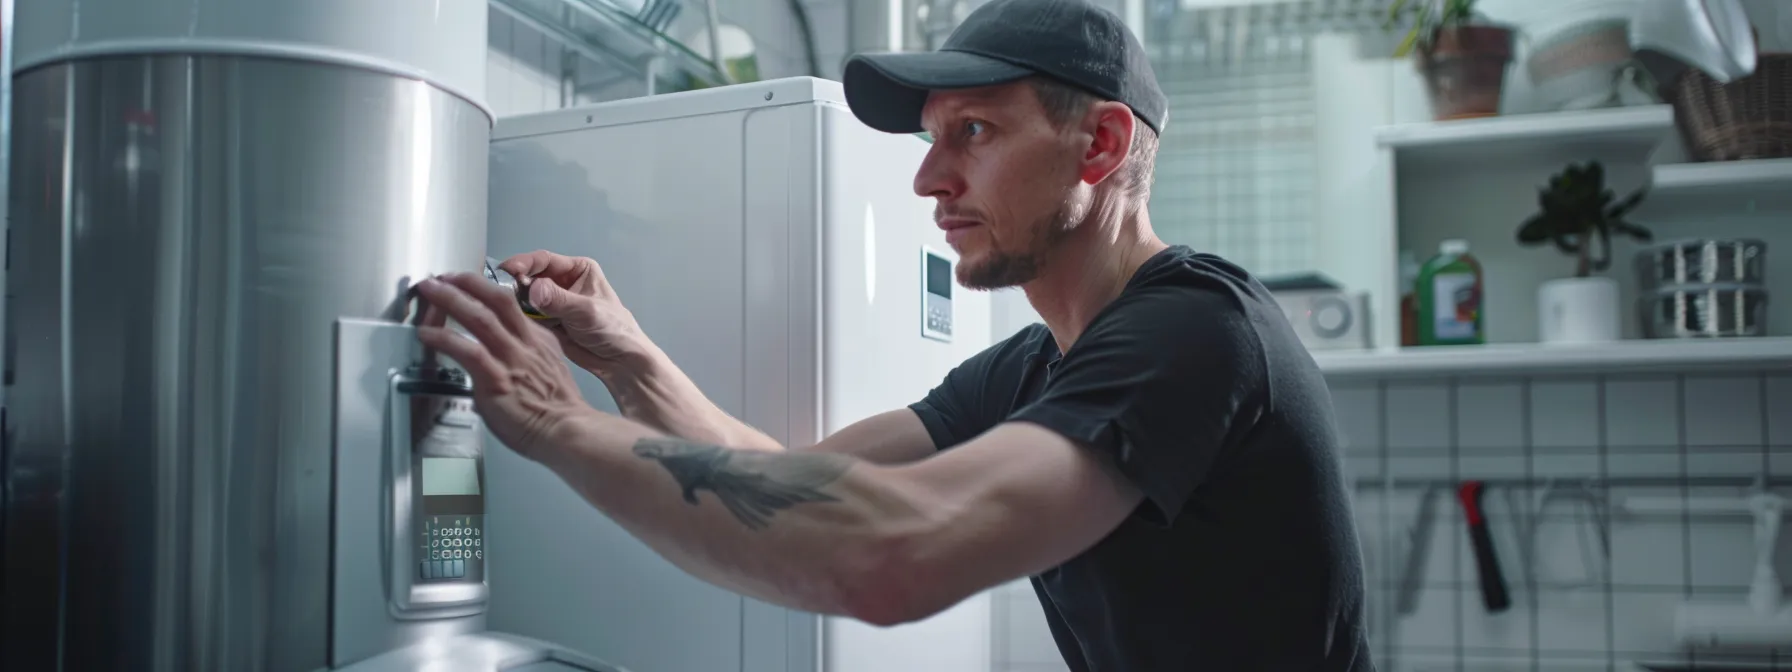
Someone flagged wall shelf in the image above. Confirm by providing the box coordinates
[1314,336,1792,380]
[1374,105,1674,172]
[1637,157,1792,220]
[490,0,729,98]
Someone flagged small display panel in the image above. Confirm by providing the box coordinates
[423,457,481,496]
[921,248,955,342]
[406,390,487,585]
[925,253,953,300]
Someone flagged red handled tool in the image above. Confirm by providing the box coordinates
[1457,480,1511,613]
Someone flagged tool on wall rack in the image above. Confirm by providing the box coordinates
[1392,484,1444,616]
[1522,478,1610,592]
[1458,480,1512,613]
[1624,478,1792,652]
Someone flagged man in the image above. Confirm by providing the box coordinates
[413,0,1371,668]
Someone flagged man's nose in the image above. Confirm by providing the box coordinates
[912,146,960,201]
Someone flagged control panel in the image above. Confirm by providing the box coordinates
[921,247,955,343]
[418,514,483,580]
[387,363,489,618]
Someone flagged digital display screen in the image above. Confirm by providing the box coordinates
[422,457,481,496]
[926,253,952,299]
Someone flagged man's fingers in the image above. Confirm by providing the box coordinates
[417,326,508,393]
[416,289,450,328]
[501,250,580,281]
[415,275,525,357]
[501,250,609,293]
[437,271,541,335]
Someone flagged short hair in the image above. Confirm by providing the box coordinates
[1027,77,1160,203]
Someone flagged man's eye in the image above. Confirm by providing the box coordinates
[966,121,986,136]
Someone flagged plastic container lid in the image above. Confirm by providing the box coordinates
[1440,239,1470,255]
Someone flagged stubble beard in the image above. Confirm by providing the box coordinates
[958,194,1090,290]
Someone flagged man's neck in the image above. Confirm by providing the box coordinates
[1023,206,1168,354]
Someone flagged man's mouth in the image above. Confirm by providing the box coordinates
[937,218,980,244]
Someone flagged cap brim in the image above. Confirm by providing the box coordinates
[843,50,1035,134]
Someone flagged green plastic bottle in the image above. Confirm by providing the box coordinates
[1416,239,1485,346]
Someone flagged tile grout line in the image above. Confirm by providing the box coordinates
[1677,374,1695,669]
[1377,379,1395,669]
[1761,372,1772,480]
[1524,379,1540,672]
[1597,376,1615,672]
[1450,378,1463,672]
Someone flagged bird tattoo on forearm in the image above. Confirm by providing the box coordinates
[633,437,854,530]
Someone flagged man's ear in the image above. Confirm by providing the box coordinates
[1079,101,1135,187]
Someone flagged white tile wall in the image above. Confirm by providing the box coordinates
[988,371,1792,672]
[1341,371,1792,671]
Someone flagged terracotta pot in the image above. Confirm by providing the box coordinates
[1417,25,1516,120]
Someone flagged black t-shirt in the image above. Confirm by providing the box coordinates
[908,245,1373,672]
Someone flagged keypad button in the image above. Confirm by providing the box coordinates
[475,549,483,560]
[419,561,433,580]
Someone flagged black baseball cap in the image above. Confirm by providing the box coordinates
[842,0,1168,136]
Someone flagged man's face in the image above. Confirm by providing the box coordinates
[913,82,1089,290]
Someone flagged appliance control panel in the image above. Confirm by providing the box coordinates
[921,247,955,343]
[418,515,483,581]
[387,364,490,617]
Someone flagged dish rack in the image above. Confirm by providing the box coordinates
[1634,239,1770,338]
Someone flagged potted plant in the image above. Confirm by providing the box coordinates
[1384,0,1517,120]
[1517,161,1652,344]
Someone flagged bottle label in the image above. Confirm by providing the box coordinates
[1431,272,1480,340]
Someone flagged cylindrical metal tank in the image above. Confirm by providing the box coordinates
[0,1,493,670]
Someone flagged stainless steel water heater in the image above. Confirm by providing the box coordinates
[0,1,626,670]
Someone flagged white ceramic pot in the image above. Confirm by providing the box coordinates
[1538,276,1622,344]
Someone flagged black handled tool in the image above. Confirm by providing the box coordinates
[1457,480,1511,613]
[484,256,559,326]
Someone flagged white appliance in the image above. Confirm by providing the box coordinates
[1272,290,1374,351]
[485,77,996,672]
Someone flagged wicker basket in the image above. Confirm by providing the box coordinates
[1669,53,1792,162]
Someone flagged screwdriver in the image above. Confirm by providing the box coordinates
[483,256,559,327]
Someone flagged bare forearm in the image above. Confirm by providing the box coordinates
[602,345,782,451]
[538,409,931,617]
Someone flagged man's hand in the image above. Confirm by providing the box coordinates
[499,250,654,381]
[414,272,593,463]
[499,249,783,452]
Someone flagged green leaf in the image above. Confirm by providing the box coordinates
[1607,189,1646,218]
[1517,213,1555,244]
[1614,220,1654,242]
[1383,0,1410,30]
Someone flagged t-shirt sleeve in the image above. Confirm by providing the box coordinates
[1007,285,1264,526]
[908,327,1035,451]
